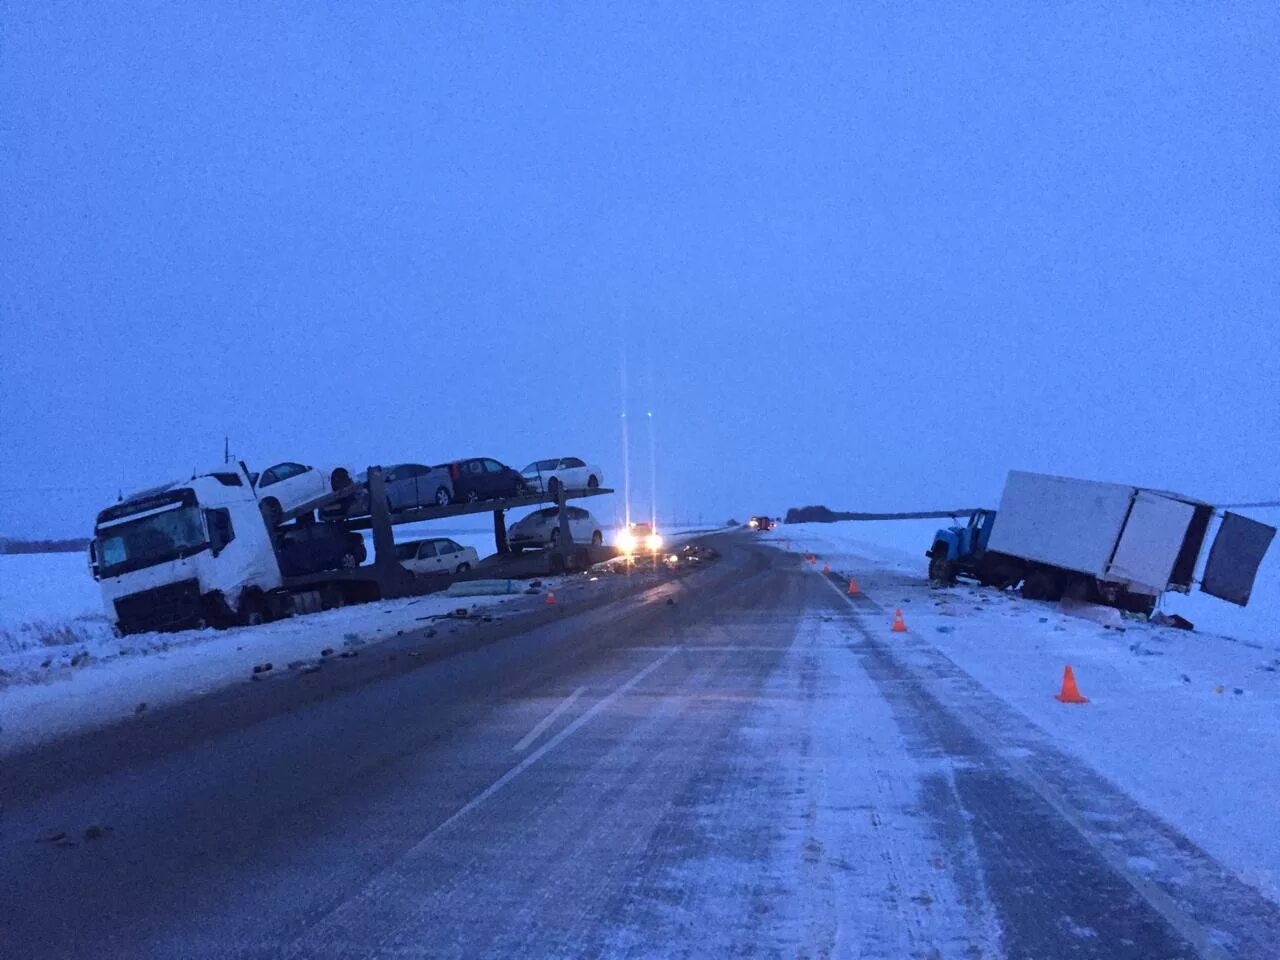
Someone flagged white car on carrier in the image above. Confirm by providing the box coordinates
[395,538,479,575]
[253,461,353,526]
[508,506,605,552]
[520,457,603,498]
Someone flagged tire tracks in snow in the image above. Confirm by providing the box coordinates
[814,566,1279,960]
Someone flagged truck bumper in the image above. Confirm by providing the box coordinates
[113,579,204,635]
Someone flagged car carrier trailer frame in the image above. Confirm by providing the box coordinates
[271,466,618,610]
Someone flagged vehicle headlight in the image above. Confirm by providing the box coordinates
[646,533,663,551]
[617,531,636,552]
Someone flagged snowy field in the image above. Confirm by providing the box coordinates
[766,518,1280,904]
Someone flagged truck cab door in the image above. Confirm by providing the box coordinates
[1200,512,1276,605]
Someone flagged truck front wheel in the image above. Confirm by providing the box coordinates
[238,590,265,627]
[928,544,956,584]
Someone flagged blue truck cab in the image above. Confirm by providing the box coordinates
[927,509,997,583]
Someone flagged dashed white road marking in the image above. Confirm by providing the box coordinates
[514,686,586,752]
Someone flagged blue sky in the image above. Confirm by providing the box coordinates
[3,2,1277,537]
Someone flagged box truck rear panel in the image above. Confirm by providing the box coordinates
[1104,491,1197,593]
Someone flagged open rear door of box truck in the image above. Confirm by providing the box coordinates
[1105,491,1196,594]
[1200,512,1276,606]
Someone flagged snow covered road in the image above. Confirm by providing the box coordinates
[1,531,1276,958]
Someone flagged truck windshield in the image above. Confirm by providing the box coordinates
[95,505,208,578]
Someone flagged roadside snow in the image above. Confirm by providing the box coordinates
[767,520,1280,904]
[0,588,539,756]
[0,522,715,755]
[0,530,499,684]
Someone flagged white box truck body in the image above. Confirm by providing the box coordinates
[983,470,1272,611]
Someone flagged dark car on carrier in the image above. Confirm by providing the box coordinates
[275,523,367,577]
[438,457,529,503]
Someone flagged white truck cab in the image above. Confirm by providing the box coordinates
[90,465,283,634]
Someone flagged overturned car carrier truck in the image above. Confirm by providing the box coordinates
[91,462,615,635]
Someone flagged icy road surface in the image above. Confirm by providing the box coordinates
[1,531,1277,959]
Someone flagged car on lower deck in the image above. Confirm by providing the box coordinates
[520,457,603,498]
[441,457,528,503]
[275,523,367,577]
[395,538,479,575]
[507,506,605,552]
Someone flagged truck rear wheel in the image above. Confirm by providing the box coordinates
[1021,570,1064,602]
[320,584,344,610]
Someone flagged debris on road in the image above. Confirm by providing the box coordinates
[1152,612,1195,631]
[445,579,521,597]
[1057,598,1126,630]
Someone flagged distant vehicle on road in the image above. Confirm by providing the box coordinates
[276,524,366,577]
[520,457,603,498]
[322,463,454,518]
[617,521,663,556]
[442,457,528,503]
[748,516,774,531]
[396,538,479,575]
[508,506,605,552]
[254,461,353,526]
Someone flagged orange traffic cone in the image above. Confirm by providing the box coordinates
[1055,665,1088,703]
[822,563,830,573]
[546,591,556,606]
[808,555,817,565]
[891,609,907,633]
[847,578,860,595]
